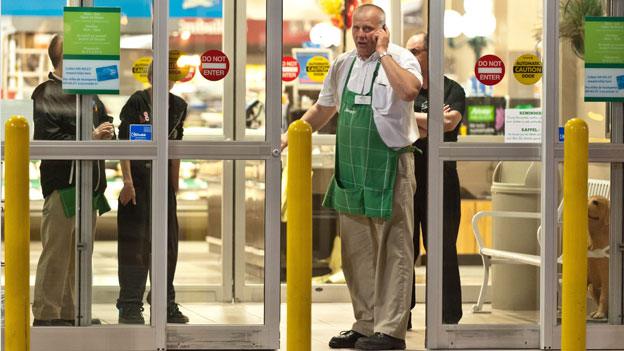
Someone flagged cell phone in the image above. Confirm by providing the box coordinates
[382,24,387,31]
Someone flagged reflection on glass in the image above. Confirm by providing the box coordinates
[560,9,610,142]
[244,3,267,139]
[244,160,265,285]
[408,0,546,143]
[166,0,225,140]
[453,161,541,324]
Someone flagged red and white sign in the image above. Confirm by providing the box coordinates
[475,55,505,86]
[282,56,300,82]
[200,50,229,81]
[179,65,197,83]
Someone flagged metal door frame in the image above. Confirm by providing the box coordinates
[1,0,282,349]
[426,0,624,349]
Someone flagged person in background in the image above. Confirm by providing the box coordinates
[116,63,189,324]
[282,5,422,350]
[405,33,465,327]
[32,34,114,326]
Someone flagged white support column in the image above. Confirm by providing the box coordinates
[540,0,560,348]
[152,0,169,349]
[426,0,445,348]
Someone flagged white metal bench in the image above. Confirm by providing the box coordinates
[471,178,610,313]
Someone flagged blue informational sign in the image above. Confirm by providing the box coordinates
[2,0,222,18]
[129,124,152,141]
[292,48,332,85]
[559,127,565,142]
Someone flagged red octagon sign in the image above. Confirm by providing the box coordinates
[200,49,230,81]
[475,54,505,86]
[282,56,300,82]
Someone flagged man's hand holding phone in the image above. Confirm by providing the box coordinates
[374,25,390,55]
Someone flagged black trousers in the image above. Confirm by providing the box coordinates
[116,183,179,308]
[411,153,463,324]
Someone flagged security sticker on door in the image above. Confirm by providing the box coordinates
[354,95,371,105]
[129,124,152,141]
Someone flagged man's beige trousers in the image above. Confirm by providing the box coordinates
[33,190,96,320]
[340,152,416,340]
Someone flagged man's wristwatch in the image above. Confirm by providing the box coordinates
[378,51,389,60]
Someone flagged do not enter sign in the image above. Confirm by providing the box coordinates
[475,55,505,86]
[200,50,229,81]
[282,56,300,82]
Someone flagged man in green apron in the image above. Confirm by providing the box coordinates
[282,5,422,350]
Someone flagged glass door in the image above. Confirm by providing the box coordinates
[1,0,281,350]
[164,0,281,349]
[425,0,624,349]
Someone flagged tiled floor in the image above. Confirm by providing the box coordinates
[22,241,543,350]
[86,302,538,350]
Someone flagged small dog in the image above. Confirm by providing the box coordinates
[587,195,610,319]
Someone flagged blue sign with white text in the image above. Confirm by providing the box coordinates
[129,124,152,141]
[2,0,222,18]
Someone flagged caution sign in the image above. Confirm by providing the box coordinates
[200,49,230,81]
[513,54,543,85]
[306,56,330,83]
[282,56,300,82]
[132,56,152,84]
[475,54,505,86]
[169,50,191,82]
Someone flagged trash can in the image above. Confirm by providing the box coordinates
[490,161,541,310]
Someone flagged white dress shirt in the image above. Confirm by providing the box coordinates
[317,43,423,148]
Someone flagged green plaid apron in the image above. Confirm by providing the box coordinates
[322,58,400,219]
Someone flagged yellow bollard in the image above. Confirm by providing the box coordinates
[5,115,31,351]
[561,118,588,351]
[286,120,312,351]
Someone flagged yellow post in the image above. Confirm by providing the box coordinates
[5,115,31,351]
[561,118,588,351]
[286,120,312,351]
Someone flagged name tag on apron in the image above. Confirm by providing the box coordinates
[354,95,372,105]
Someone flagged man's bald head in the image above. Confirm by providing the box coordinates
[406,32,428,78]
[353,4,386,27]
[406,33,428,51]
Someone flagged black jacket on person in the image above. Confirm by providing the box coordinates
[117,89,187,185]
[32,72,112,198]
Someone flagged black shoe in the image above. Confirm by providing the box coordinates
[329,330,366,349]
[33,319,73,326]
[167,303,189,324]
[354,332,406,350]
[119,304,145,324]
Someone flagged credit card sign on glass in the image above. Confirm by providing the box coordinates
[129,124,152,141]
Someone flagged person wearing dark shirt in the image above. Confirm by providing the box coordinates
[32,34,114,326]
[116,63,189,324]
[406,33,465,327]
